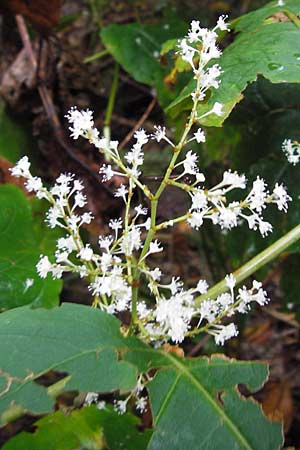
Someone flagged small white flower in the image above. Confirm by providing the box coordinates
[10,156,31,178]
[196,279,209,294]
[210,102,223,116]
[114,185,128,201]
[109,218,123,232]
[36,255,52,278]
[99,164,115,182]
[96,401,106,410]
[84,392,98,406]
[212,323,238,345]
[136,396,147,413]
[78,245,94,261]
[225,273,236,290]
[183,150,198,175]
[148,240,163,255]
[215,15,230,31]
[153,125,167,142]
[65,107,94,140]
[114,399,128,415]
[194,128,206,143]
[99,235,113,251]
[134,128,149,145]
[135,205,148,216]
[272,183,291,212]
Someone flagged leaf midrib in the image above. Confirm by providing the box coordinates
[156,352,254,450]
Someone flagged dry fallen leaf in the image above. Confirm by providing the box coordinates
[262,380,294,433]
[0,0,61,34]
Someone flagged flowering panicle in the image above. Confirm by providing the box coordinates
[11,17,292,353]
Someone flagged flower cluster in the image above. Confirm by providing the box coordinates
[282,138,300,165]
[11,18,292,351]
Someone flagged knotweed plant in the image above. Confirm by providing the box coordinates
[12,18,291,387]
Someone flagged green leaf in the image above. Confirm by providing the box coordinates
[0,102,33,163]
[0,303,137,424]
[2,407,105,450]
[166,0,300,126]
[124,349,283,450]
[100,18,188,107]
[0,304,282,449]
[96,406,152,450]
[2,406,152,450]
[0,185,62,310]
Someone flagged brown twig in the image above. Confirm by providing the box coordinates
[187,334,211,357]
[119,97,156,150]
[15,15,113,196]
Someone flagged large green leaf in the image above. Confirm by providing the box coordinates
[166,0,300,126]
[0,304,137,424]
[2,407,105,450]
[2,405,152,450]
[125,348,283,450]
[100,18,189,107]
[0,184,62,310]
[0,303,282,449]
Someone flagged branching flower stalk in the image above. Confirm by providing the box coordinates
[11,17,293,349]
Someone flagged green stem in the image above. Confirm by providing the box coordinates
[284,10,300,28]
[83,49,109,64]
[195,224,300,307]
[103,63,119,142]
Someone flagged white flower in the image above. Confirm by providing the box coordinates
[194,128,206,143]
[282,139,300,165]
[153,125,166,142]
[148,240,163,255]
[188,211,204,229]
[80,212,93,225]
[225,273,236,290]
[135,205,148,216]
[258,220,273,237]
[36,255,52,278]
[114,185,128,201]
[25,177,43,194]
[114,399,128,415]
[222,171,246,189]
[99,164,115,182]
[210,102,223,116]
[99,235,113,251]
[78,245,94,261]
[196,279,209,294]
[190,189,208,211]
[183,150,198,175]
[24,278,34,292]
[247,177,268,213]
[84,392,98,406]
[109,218,123,232]
[134,128,149,145]
[120,226,142,254]
[212,323,238,345]
[196,172,206,183]
[272,183,291,212]
[10,156,31,178]
[215,15,230,31]
[136,396,147,413]
[73,192,86,209]
[148,267,162,281]
[65,107,94,140]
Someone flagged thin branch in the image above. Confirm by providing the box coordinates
[119,97,156,150]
